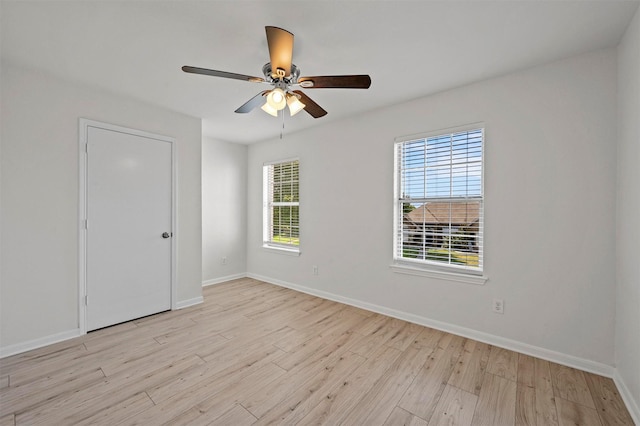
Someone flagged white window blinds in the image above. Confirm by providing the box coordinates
[263,159,300,248]
[395,128,483,273]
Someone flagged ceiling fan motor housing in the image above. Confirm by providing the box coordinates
[262,63,300,85]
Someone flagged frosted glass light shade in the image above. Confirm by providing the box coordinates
[261,102,279,117]
[266,88,286,110]
[287,94,306,116]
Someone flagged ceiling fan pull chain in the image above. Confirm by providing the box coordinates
[280,109,285,140]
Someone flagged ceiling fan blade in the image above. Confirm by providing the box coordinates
[235,91,270,113]
[292,90,327,118]
[265,26,294,77]
[298,75,371,89]
[182,66,264,83]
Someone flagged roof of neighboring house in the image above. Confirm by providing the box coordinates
[405,202,480,226]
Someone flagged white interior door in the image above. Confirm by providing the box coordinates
[86,125,172,331]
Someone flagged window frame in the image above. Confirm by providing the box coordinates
[262,158,300,255]
[392,123,487,284]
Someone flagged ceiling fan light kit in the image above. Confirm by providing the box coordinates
[266,88,287,110]
[286,93,305,116]
[182,26,371,120]
[260,102,279,117]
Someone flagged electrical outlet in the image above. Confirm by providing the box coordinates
[221,256,227,265]
[312,265,318,276]
[493,298,504,314]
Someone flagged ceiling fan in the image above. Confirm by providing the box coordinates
[182,26,371,119]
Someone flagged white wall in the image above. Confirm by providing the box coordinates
[202,137,247,284]
[616,6,640,419]
[0,63,202,351]
[247,48,618,369]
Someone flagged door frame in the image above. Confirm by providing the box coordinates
[78,118,177,334]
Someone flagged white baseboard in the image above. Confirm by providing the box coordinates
[614,370,640,425]
[202,273,247,287]
[2,298,204,358]
[175,296,204,309]
[0,328,82,359]
[247,273,615,378]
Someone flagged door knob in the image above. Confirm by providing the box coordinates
[162,232,171,238]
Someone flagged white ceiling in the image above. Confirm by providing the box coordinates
[2,1,638,144]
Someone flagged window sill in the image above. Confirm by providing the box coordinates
[389,263,488,285]
[262,245,300,256]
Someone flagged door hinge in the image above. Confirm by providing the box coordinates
[84,295,88,305]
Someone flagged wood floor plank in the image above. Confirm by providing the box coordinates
[303,297,341,316]
[315,308,371,339]
[0,339,87,373]
[518,353,537,388]
[448,339,492,395]
[534,357,560,426]
[583,372,635,425]
[351,312,390,336]
[241,331,359,418]
[152,319,233,346]
[486,346,518,382]
[246,292,312,316]
[199,326,293,364]
[295,345,403,425]
[218,314,295,341]
[471,372,517,425]
[273,330,358,372]
[208,404,257,425]
[0,366,105,417]
[125,348,285,425]
[162,362,286,426]
[1,343,89,385]
[413,326,446,350]
[74,391,155,426]
[272,327,315,353]
[341,343,433,425]
[516,354,539,425]
[289,304,348,333]
[149,340,284,405]
[385,321,424,351]
[232,303,309,324]
[383,406,429,426]
[295,295,333,312]
[14,355,205,425]
[516,383,537,426]
[351,318,410,357]
[145,357,211,404]
[550,362,596,409]
[83,334,159,361]
[0,279,633,425]
[84,313,196,353]
[428,384,478,426]
[251,350,366,425]
[216,285,283,307]
[98,339,182,377]
[348,327,396,357]
[556,397,602,426]
[398,333,466,421]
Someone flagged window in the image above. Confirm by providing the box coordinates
[394,126,483,275]
[263,159,300,252]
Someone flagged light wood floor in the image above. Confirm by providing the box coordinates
[0,278,634,425]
